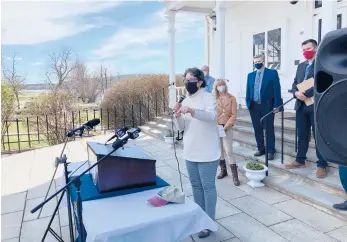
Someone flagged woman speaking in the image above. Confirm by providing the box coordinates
[174,67,220,239]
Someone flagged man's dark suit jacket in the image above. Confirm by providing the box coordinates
[246,68,283,112]
[292,61,315,111]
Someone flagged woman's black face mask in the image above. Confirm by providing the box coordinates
[184,78,199,94]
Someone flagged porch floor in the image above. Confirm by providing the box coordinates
[2,133,347,242]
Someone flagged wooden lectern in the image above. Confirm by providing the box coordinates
[87,142,157,193]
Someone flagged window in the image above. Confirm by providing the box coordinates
[315,0,322,8]
[253,32,265,56]
[252,29,281,70]
[267,28,281,70]
[318,19,322,43]
[337,14,342,29]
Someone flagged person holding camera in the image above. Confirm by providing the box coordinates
[213,79,240,186]
[174,67,220,239]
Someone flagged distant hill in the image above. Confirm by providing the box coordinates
[23,74,140,90]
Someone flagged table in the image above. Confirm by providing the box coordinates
[60,162,218,242]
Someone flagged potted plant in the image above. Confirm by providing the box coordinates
[164,129,176,146]
[243,157,268,188]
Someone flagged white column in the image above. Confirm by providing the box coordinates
[166,10,176,109]
[215,0,226,79]
[209,17,215,77]
[204,16,210,67]
[322,0,337,37]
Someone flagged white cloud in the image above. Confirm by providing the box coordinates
[2,1,122,45]
[4,56,23,61]
[31,62,42,66]
[93,8,204,60]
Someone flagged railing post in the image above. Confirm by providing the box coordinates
[123,105,126,126]
[281,111,284,164]
[78,110,81,126]
[36,116,40,144]
[72,111,75,129]
[155,92,158,117]
[148,94,150,121]
[132,104,135,127]
[107,108,110,130]
[16,119,21,152]
[139,101,142,125]
[163,88,165,113]
[46,115,49,144]
[114,107,117,129]
[6,120,10,151]
[64,112,67,135]
[27,117,31,148]
[100,109,103,131]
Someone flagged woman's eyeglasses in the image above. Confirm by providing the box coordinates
[184,78,198,83]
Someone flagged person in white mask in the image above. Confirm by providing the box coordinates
[201,65,215,94]
[214,79,240,185]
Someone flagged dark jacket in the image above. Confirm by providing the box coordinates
[292,61,315,111]
[246,68,283,112]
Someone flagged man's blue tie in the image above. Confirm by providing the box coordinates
[254,72,261,101]
[304,64,311,80]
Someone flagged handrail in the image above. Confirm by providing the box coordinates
[260,97,295,176]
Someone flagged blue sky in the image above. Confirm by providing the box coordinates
[1,1,205,84]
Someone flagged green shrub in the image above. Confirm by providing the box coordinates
[245,156,264,170]
[165,129,175,137]
[1,84,16,135]
[22,90,81,145]
[101,74,183,129]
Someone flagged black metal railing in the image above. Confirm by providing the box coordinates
[1,86,169,154]
[260,97,296,176]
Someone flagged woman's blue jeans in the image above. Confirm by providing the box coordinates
[185,160,218,220]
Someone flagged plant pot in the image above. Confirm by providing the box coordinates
[243,165,268,188]
[164,136,176,146]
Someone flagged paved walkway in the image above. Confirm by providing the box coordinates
[2,133,347,242]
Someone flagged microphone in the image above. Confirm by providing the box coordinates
[104,126,129,144]
[112,127,141,150]
[178,94,186,104]
[67,118,100,137]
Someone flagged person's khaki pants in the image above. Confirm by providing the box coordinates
[220,129,236,165]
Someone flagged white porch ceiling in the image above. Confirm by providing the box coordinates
[163,0,215,14]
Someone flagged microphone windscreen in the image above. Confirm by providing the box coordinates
[87,118,100,128]
[178,95,186,104]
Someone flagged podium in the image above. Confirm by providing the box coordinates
[87,142,157,193]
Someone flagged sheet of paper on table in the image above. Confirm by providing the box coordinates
[297,77,314,106]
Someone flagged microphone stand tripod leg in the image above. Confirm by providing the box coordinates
[41,190,66,242]
[73,177,85,242]
[64,161,75,242]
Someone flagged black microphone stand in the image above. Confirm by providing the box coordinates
[31,134,133,242]
[37,135,75,242]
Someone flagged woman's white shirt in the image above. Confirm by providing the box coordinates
[175,89,221,162]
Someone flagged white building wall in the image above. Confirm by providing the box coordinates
[213,0,347,111]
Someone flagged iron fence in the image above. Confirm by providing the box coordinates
[1,86,169,154]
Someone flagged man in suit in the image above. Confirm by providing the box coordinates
[201,65,215,93]
[246,54,283,160]
[285,39,328,178]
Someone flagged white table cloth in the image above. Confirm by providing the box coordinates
[59,162,218,242]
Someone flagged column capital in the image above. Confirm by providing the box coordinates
[164,10,177,20]
[214,0,226,11]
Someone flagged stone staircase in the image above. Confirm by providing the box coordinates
[139,110,347,221]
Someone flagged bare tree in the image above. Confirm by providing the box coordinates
[2,53,25,109]
[98,64,110,96]
[45,48,76,91]
[69,61,100,103]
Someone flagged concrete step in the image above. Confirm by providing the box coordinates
[235,155,347,222]
[233,125,338,169]
[140,115,347,222]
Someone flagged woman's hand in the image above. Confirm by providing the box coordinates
[180,106,195,116]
